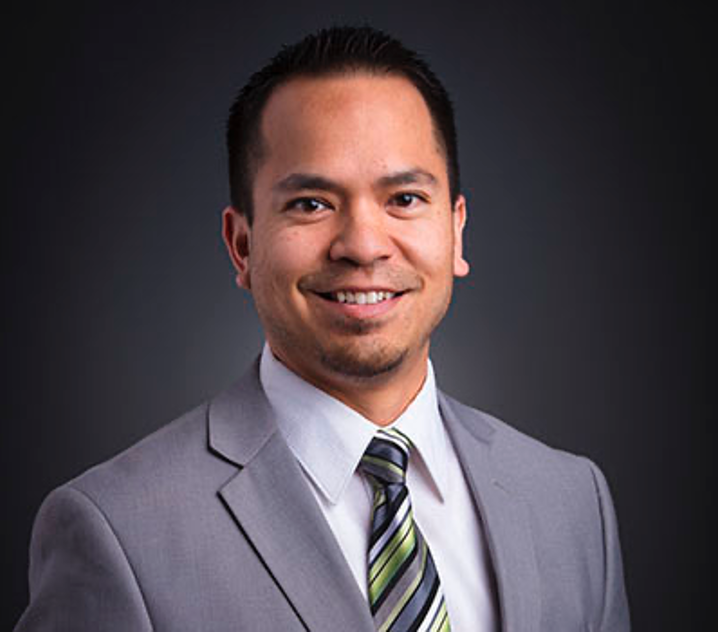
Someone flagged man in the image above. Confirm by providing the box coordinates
[17,26,630,631]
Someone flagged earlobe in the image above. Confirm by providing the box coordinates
[452,195,470,277]
[222,206,252,290]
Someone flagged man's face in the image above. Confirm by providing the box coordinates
[224,73,468,392]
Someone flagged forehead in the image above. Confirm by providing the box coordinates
[255,72,447,188]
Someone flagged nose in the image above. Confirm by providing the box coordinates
[328,203,394,266]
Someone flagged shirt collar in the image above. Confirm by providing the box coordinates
[259,343,448,504]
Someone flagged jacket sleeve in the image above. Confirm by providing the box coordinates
[582,458,631,632]
[15,485,153,632]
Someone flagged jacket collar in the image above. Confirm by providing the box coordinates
[439,391,541,632]
[208,359,375,632]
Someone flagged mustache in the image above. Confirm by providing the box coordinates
[298,264,422,294]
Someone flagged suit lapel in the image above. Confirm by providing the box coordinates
[439,392,541,632]
[209,362,374,632]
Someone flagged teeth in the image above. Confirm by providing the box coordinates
[332,290,396,304]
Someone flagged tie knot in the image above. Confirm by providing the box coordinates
[361,428,412,486]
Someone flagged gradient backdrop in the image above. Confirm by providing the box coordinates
[4,1,710,629]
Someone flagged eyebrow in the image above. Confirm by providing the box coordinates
[273,173,343,195]
[272,168,438,195]
[376,169,438,188]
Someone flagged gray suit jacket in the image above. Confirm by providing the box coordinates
[16,362,630,631]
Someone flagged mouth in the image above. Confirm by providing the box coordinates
[315,290,405,305]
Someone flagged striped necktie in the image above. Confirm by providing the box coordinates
[360,427,451,632]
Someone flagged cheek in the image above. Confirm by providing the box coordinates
[252,229,322,292]
[399,221,454,273]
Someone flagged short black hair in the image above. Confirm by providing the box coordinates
[226,25,460,224]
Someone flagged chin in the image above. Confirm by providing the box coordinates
[317,340,408,380]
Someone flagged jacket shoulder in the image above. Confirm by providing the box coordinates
[441,392,630,629]
[66,401,213,499]
[440,392,606,501]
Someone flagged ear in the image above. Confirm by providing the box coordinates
[222,206,252,290]
[452,194,470,277]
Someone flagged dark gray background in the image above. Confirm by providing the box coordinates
[4,0,711,628]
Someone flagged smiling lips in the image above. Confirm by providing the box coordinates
[300,267,418,309]
[312,289,405,319]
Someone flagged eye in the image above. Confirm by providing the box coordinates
[390,192,427,208]
[286,197,332,213]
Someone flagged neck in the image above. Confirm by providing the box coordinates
[274,348,430,426]
[325,361,429,426]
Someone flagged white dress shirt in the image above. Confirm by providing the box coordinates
[260,343,498,631]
